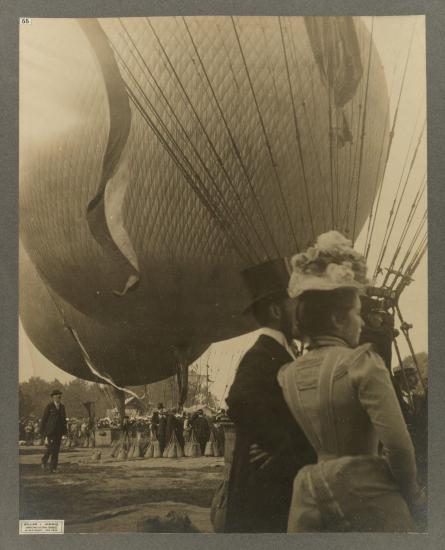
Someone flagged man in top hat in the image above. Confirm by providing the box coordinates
[40,389,67,472]
[224,259,316,532]
[192,409,211,455]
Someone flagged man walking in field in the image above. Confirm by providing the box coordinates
[40,389,67,473]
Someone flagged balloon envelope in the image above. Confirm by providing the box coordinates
[20,16,389,384]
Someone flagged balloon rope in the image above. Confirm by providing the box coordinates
[109,33,255,264]
[231,16,300,252]
[279,16,316,241]
[285,18,331,215]
[117,21,262,264]
[68,326,141,400]
[118,19,269,262]
[122,70,254,263]
[32,265,141,399]
[327,77,336,229]
[404,233,427,279]
[363,59,400,258]
[351,17,375,243]
[177,17,282,258]
[384,177,426,287]
[386,212,426,292]
[390,229,426,296]
[373,120,426,282]
[367,19,418,266]
[342,21,366,233]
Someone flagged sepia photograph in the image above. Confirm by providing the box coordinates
[18,14,427,535]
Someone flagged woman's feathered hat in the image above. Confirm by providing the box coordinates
[288,231,368,298]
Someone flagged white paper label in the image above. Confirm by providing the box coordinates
[19,520,64,535]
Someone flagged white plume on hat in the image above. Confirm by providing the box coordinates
[288,231,368,298]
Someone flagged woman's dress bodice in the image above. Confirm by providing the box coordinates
[277,337,417,495]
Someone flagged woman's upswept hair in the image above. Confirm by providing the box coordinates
[296,287,359,338]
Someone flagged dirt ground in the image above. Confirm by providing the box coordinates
[19,446,224,533]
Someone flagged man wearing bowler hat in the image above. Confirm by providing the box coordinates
[224,259,316,532]
[40,389,68,473]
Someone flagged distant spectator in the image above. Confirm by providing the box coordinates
[192,410,210,455]
[40,389,67,473]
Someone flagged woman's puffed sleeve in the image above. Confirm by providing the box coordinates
[348,347,419,500]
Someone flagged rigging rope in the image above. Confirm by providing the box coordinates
[177,17,282,258]
[352,17,375,243]
[404,233,427,278]
[342,20,366,234]
[279,16,316,241]
[373,119,426,282]
[383,176,426,286]
[231,16,300,251]
[366,19,418,262]
[363,60,400,258]
[118,19,269,262]
[391,226,426,296]
[285,18,331,216]
[387,212,426,291]
[114,20,262,263]
[116,54,255,263]
[33,265,142,399]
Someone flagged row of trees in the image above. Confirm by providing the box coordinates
[20,351,426,420]
[19,370,220,420]
[19,377,115,419]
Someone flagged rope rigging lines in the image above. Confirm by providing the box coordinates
[363,60,399,259]
[278,16,316,242]
[113,20,261,263]
[351,17,375,243]
[342,20,366,235]
[372,118,426,283]
[365,18,419,265]
[383,176,426,289]
[108,32,256,263]
[230,16,301,252]
[31,261,141,398]
[177,16,283,259]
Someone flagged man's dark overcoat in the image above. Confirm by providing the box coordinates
[40,402,67,438]
[192,415,210,455]
[40,401,68,471]
[225,334,316,533]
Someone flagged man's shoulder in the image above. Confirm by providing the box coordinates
[241,334,279,359]
[238,335,290,370]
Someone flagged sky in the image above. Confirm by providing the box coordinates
[19,16,427,406]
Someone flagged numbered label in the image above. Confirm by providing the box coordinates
[19,17,32,25]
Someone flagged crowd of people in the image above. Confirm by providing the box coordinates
[112,406,226,459]
[20,415,96,448]
[19,404,226,459]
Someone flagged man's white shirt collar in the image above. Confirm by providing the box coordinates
[257,327,297,360]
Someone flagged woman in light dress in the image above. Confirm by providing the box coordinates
[277,231,425,532]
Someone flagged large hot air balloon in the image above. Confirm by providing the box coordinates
[19,16,389,389]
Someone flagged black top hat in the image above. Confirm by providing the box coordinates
[241,258,290,313]
[50,389,62,397]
